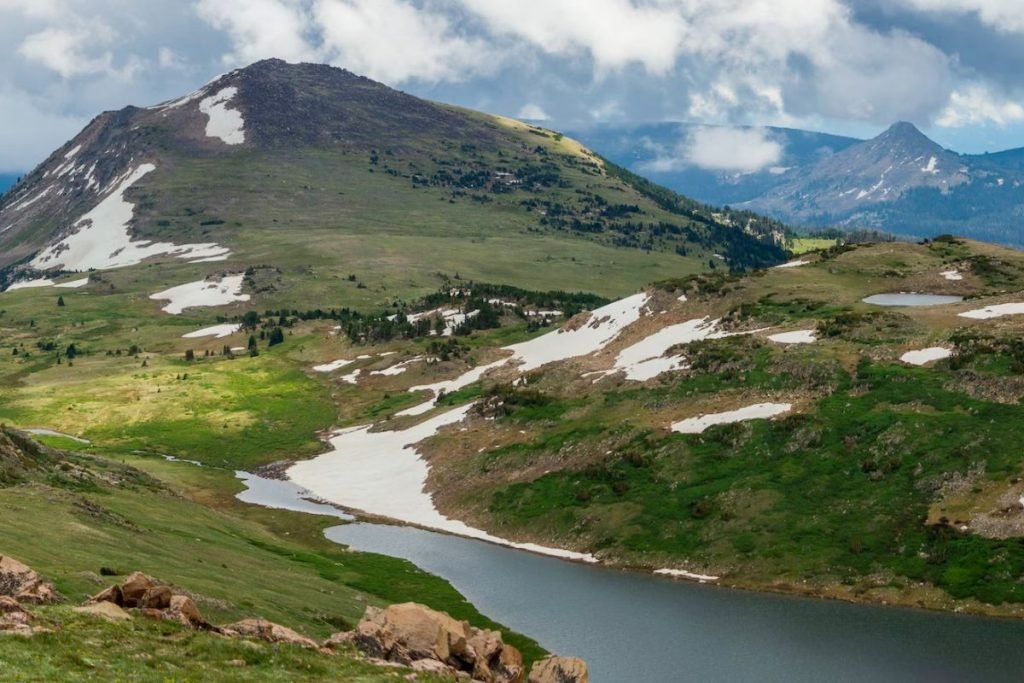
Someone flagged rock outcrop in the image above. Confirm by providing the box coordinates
[329,602,525,683]
[221,618,320,649]
[0,595,38,636]
[0,555,59,604]
[86,571,215,630]
[528,656,589,683]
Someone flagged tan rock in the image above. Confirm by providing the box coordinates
[88,584,123,606]
[372,602,469,663]
[165,594,207,628]
[138,585,172,610]
[322,630,357,650]
[73,601,132,621]
[411,658,457,678]
[0,555,59,604]
[119,572,158,607]
[528,656,588,683]
[223,618,319,649]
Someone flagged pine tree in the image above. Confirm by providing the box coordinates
[57,296,65,307]
[268,327,285,347]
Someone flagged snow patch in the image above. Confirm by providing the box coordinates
[959,303,1024,320]
[149,274,249,315]
[182,323,242,339]
[672,403,792,434]
[609,317,730,381]
[921,156,938,174]
[773,259,811,269]
[288,405,596,562]
[4,278,55,292]
[199,87,245,145]
[768,329,817,344]
[55,277,90,289]
[900,347,952,366]
[31,164,231,271]
[370,357,423,377]
[313,359,356,373]
[396,293,651,417]
[940,270,963,281]
[11,186,53,212]
[654,568,720,583]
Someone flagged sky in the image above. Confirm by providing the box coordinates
[2,0,1024,173]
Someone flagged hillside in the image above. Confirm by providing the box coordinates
[578,121,1024,245]
[0,59,785,304]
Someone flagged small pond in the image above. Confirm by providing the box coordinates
[863,293,963,307]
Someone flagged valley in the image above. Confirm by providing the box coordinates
[4,58,1024,683]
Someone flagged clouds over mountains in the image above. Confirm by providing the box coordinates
[2,0,1024,171]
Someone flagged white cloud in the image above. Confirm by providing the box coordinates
[899,0,1024,33]
[195,0,319,65]
[314,0,494,83]
[18,24,116,78]
[642,126,783,174]
[517,103,549,120]
[158,47,184,69]
[458,0,686,74]
[936,85,1024,126]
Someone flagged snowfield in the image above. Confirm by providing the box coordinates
[313,359,356,373]
[940,270,963,281]
[55,277,90,289]
[149,274,250,315]
[30,164,231,272]
[396,293,652,417]
[288,405,596,563]
[199,87,245,145]
[959,303,1024,320]
[900,347,952,366]
[654,568,720,583]
[773,259,811,269]
[672,403,793,434]
[768,329,817,344]
[4,278,55,292]
[182,323,242,339]
[607,317,730,381]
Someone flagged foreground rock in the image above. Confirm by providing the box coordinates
[330,602,526,682]
[0,555,59,604]
[528,656,589,683]
[222,618,319,649]
[86,571,214,630]
[0,595,37,636]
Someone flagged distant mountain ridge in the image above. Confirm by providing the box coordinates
[572,121,1024,245]
[0,174,18,195]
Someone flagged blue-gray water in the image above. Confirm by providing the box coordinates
[234,470,1024,683]
[328,523,1024,683]
[863,293,963,307]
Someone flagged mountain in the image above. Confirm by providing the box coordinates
[0,59,785,298]
[0,174,18,195]
[575,120,1024,245]
[567,122,860,207]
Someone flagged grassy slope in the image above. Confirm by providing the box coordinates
[405,238,1024,616]
[0,438,543,680]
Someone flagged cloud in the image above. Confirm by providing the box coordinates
[517,103,550,120]
[641,126,784,174]
[17,22,119,78]
[194,0,319,65]
[936,85,1024,126]
[898,0,1024,33]
[458,0,686,74]
[314,0,494,83]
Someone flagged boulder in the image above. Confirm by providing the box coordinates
[222,618,319,649]
[0,555,59,604]
[119,572,159,607]
[343,603,524,683]
[164,594,208,629]
[73,601,132,621]
[410,658,457,677]
[0,595,33,634]
[528,656,588,683]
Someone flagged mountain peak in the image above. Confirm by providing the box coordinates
[877,121,932,144]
